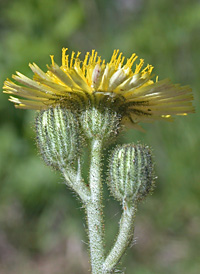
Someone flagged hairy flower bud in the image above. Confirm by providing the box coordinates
[36,106,79,169]
[108,144,155,204]
[80,106,122,143]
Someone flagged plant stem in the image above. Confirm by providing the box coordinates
[103,203,136,273]
[62,158,91,203]
[86,139,105,274]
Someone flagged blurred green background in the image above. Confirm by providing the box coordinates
[0,0,199,273]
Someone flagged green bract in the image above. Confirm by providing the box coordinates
[36,106,79,169]
[108,144,155,205]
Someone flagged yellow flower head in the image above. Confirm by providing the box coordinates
[3,48,194,127]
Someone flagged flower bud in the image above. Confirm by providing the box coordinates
[36,106,79,169]
[108,144,155,204]
[80,106,122,143]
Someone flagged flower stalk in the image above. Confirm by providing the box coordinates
[86,139,105,273]
[103,203,136,273]
[61,158,91,203]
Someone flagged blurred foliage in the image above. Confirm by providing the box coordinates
[0,0,200,273]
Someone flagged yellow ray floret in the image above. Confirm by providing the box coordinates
[3,48,194,125]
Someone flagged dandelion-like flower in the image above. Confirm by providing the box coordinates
[3,48,194,127]
[2,48,195,273]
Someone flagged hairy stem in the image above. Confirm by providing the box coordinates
[62,158,91,203]
[103,203,136,273]
[86,139,105,273]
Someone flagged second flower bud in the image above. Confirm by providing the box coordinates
[108,144,155,206]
